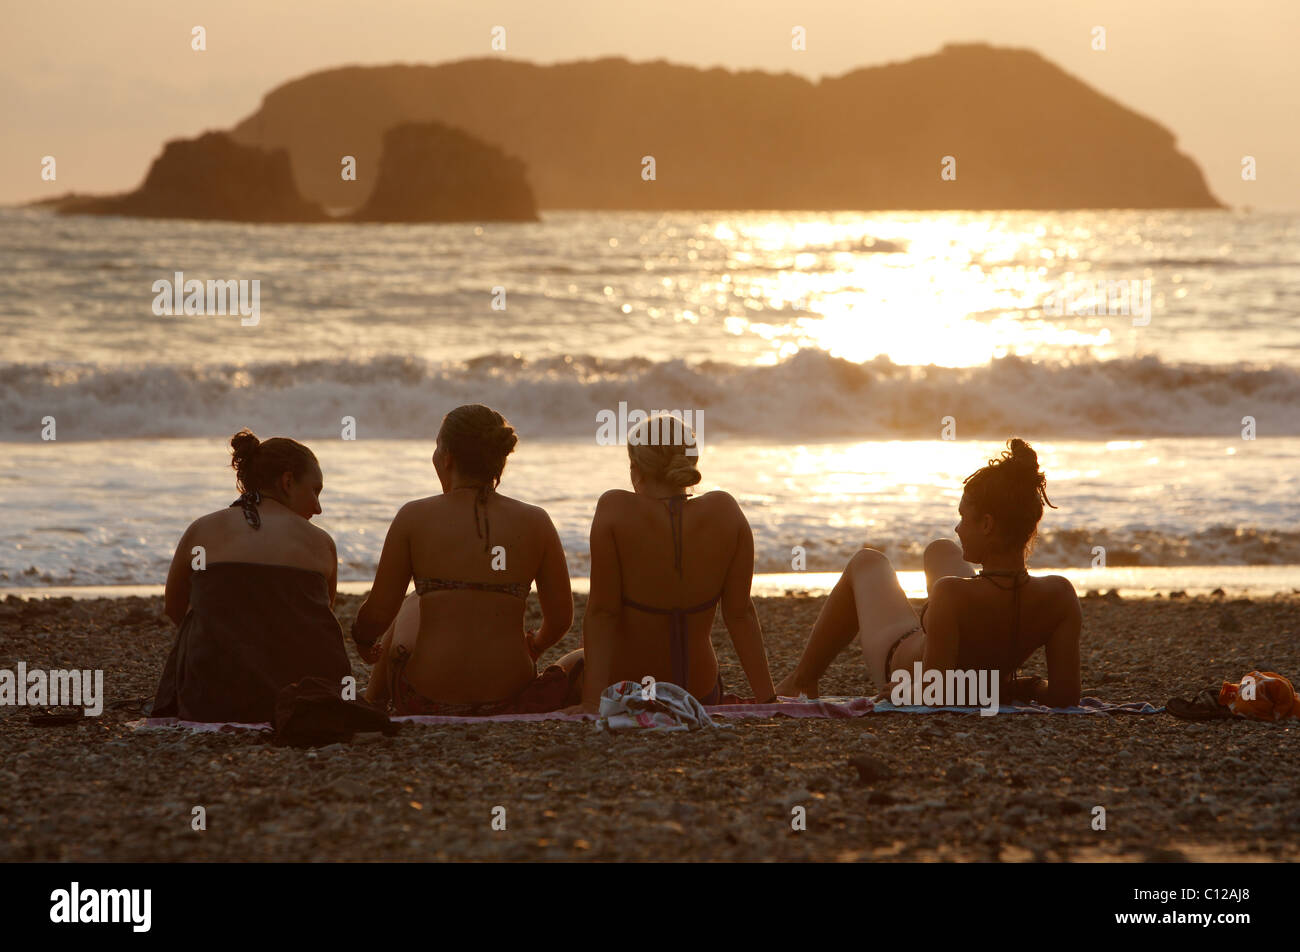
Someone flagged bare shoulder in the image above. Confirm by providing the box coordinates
[1033,574,1082,626]
[185,507,235,538]
[928,574,974,608]
[694,490,745,525]
[695,489,740,510]
[1036,574,1081,603]
[393,495,440,522]
[306,520,336,550]
[497,492,558,530]
[594,488,637,514]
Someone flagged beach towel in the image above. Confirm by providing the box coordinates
[128,692,1157,733]
[595,679,727,732]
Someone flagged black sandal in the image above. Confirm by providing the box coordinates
[28,707,84,727]
[1166,689,1234,721]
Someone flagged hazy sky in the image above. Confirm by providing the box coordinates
[3,0,1296,209]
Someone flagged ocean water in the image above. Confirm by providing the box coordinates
[2,208,1298,588]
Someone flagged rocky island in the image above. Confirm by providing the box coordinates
[348,121,538,222]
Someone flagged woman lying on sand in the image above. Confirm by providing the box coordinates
[154,430,349,722]
[575,415,776,711]
[352,404,578,715]
[775,438,1081,707]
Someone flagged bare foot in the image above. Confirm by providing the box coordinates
[774,672,818,699]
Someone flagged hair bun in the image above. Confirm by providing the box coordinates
[439,405,518,487]
[1006,437,1038,470]
[230,428,261,463]
[663,454,703,488]
[494,423,519,454]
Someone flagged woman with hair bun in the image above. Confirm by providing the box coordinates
[575,413,776,711]
[154,429,349,722]
[776,438,1082,707]
[352,405,577,715]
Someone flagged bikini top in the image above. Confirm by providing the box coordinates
[411,485,530,599]
[914,569,1029,681]
[231,490,262,529]
[414,576,530,600]
[620,493,724,690]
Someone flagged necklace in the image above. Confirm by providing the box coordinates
[978,568,1028,584]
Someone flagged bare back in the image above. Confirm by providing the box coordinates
[922,573,1082,704]
[597,489,746,697]
[372,490,570,703]
[164,500,337,624]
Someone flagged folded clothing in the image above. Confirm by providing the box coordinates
[391,662,579,716]
[597,679,728,731]
[273,675,399,747]
[1219,670,1299,721]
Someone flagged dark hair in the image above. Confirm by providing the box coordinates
[230,429,318,495]
[961,438,1056,553]
[438,405,517,487]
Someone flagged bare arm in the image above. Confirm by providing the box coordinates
[531,511,574,655]
[580,493,623,711]
[163,522,199,626]
[352,505,414,649]
[1022,579,1082,708]
[324,532,339,610]
[919,578,962,676]
[718,496,775,702]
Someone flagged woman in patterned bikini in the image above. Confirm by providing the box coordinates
[775,439,1081,707]
[352,404,578,715]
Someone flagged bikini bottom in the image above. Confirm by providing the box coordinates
[392,662,581,716]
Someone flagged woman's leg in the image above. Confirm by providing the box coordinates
[924,539,974,595]
[553,648,585,705]
[775,548,919,697]
[364,592,419,704]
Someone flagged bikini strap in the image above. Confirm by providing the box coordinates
[621,591,722,690]
[230,490,262,530]
[469,484,493,554]
[978,569,1028,683]
[415,577,529,599]
[663,493,687,577]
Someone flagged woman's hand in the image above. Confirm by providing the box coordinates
[524,628,543,663]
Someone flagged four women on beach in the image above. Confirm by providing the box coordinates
[155,405,1081,721]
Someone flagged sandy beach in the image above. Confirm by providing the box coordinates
[1,590,1296,863]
